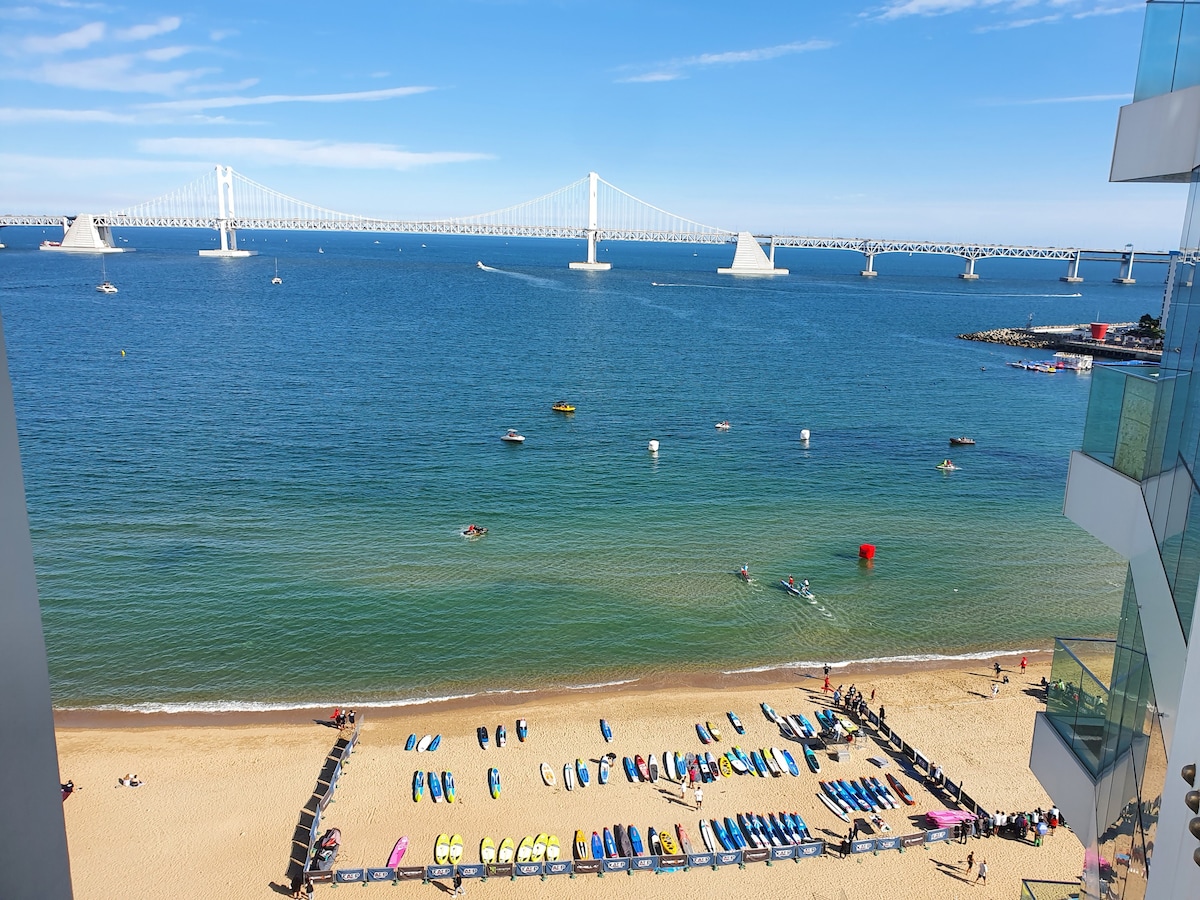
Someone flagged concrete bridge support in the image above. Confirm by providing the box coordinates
[959,257,980,280]
[717,232,789,275]
[199,166,254,258]
[1061,251,1084,283]
[860,252,877,277]
[569,172,612,271]
[1113,251,1136,284]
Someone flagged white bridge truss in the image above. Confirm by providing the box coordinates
[1,165,1190,277]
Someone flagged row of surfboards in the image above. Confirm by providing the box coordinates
[413,768,503,803]
[477,719,527,749]
[816,775,915,824]
[403,734,441,753]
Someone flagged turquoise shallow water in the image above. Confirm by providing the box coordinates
[0,230,1153,710]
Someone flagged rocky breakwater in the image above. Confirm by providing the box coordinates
[957,328,1052,349]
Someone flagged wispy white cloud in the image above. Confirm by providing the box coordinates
[0,106,134,123]
[140,85,435,111]
[209,28,237,41]
[871,0,1136,21]
[137,137,493,171]
[619,39,833,84]
[1073,3,1141,18]
[986,91,1132,105]
[21,21,105,53]
[28,51,213,93]
[974,13,1061,32]
[114,16,180,42]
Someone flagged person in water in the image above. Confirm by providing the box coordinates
[788,576,795,586]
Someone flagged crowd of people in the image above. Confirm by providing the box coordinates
[951,807,1063,846]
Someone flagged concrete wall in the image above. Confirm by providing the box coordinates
[0,312,74,898]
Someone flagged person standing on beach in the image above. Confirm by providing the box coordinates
[1020,656,1028,673]
[994,661,1002,678]
[879,705,886,723]
[679,782,688,806]
[452,871,464,896]
[991,682,1000,699]
[694,786,703,810]
[824,663,831,678]
[976,859,988,884]
[823,676,832,693]
[965,851,974,873]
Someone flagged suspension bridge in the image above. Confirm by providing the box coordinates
[0,165,1187,283]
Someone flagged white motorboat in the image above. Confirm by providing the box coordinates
[501,429,525,443]
[715,420,731,430]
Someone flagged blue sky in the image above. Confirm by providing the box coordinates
[0,0,1185,247]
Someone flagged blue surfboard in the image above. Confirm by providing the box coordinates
[600,719,613,742]
[405,734,416,751]
[628,825,644,856]
[781,748,800,777]
[622,756,637,782]
[576,758,589,786]
[711,818,732,851]
[428,771,443,802]
[602,827,617,858]
[590,832,603,860]
[428,734,441,752]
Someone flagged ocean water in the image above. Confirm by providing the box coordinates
[0,229,1159,710]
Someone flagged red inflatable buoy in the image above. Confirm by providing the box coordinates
[859,544,876,560]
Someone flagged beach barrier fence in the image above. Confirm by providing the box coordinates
[300,720,362,881]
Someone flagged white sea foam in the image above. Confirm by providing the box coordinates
[721,647,1047,676]
[563,678,640,691]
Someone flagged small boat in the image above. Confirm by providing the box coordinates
[936,459,958,471]
[551,401,575,413]
[271,258,282,284]
[738,565,751,582]
[462,524,487,538]
[96,257,118,293]
[949,436,975,446]
[501,429,525,443]
[715,420,731,430]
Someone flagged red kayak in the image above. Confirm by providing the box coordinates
[635,754,650,782]
[886,773,915,805]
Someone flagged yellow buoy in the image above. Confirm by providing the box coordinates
[120,350,126,357]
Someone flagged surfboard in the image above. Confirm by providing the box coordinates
[563,762,575,791]
[762,748,782,777]
[590,832,603,860]
[488,767,501,799]
[629,825,644,856]
[404,734,416,751]
[600,719,612,742]
[818,790,851,822]
[417,734,433,752]
[718,755,734,778]
[540,762,555,787]
[659,829,679,855]
[576,758,589,787]
[598,755,610,785]
[428,771,443,802]
[751,750,768,777]
[545,836,560,862]
[387,836,408,867]
[516,835,533,863]
[886,772,915,805]
[706,721,723,742]
[635,755,649,781]
[803,745,820,773]
[480,836,496,864]
[516,718,527,742]
[725,751,747,774]
[648,827,662,856]
[412,770,424,802]
[711,818,731,850]
[705,751,720,780]
[442,771,456,803]
[622,756,637,781]
[574,830,588,859]
[781,748,800,776]
[675,752,687,781]
[727,816,747,849]
[699,818,716,852]
[761,702,781,724]
[602,827,617,858]
[477,726,489,749]
[695,722,712,744]
[531,833,548,862]
[496,724,506,748]
[647,754,659,783]
[435,833,451,865]
[428,735,441,752]
[675,824,694,855]
[615,824,631,858]
[497,837,515,864]
[449,834,463,864]
[771,747,789,774]
[727,711,745,734]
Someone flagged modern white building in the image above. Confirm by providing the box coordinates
[1026,4,1200,899]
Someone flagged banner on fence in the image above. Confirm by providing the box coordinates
[545,861,572,876]
[658,854,687,869]
[630,856,658,871]
[456,864,485,879]
[687,852,714,867]
[515,862,543,877]
[334,869,365,884]
[571,860,601,875]
[770,846,797,861]
[426,864,454,880]
[366,867,395,882]
[305,870,333,885]
[714,850,742,866]
[601,858,630,873]
[875,836,901,852]
[925,828,949,843]
[900,832,926,848]
[742,847,770,864]
[797,841,825,858]
[851,839,877,854]
[485,864,513,879]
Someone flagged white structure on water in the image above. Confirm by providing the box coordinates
[37,213,123,253]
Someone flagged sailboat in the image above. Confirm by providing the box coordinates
[271,259,282,285]
[96,258,118,294]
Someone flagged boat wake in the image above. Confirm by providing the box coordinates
[476,262,563,289]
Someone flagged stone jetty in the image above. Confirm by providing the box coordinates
[957,328,1053,349]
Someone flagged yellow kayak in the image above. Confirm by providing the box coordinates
[552,402,575,413]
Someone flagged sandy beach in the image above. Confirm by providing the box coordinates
[54,651,1083,899]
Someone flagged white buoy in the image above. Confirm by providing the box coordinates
[800,429,810,442]
[648,439,659,453]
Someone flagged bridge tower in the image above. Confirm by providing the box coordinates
[199,165,255,258]
[568,172,612,271]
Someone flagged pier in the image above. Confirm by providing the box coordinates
[1,166,1189,280]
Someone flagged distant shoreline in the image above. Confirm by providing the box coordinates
[958,325,1161,361]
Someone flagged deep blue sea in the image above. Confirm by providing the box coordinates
[0,227,1158,711]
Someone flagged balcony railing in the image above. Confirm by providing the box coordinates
[1134,1,1200,101]
[1020,880,1082,900]
[1080,365,1168,481]
[1045,638,1114,777]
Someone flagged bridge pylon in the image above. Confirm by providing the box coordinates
[199,166,256,258]
[568,172,611,271]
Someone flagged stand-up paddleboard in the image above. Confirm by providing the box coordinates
[428,735,441,752]
[574,830,588,859]
[629,825,645,856]
[417,734,433,752]
[761,702,782,725]
[602,827,617,858]
[545,836,561,862]
[706,721,723,742]
[787,714,807,738]
[780,578,802,596]
[698,818,716,852]
[648,827,662,856]
[635,755,650,781]
[443,771,456,803]
[696,722,712,744]
[706,751,721,780]
[622,756,637,782]
[803,744,820,773]
[647,754,659,783]
[477,726,489,749]
[762,748,782,777]
[727,816,747,849]
[412,770,425,802]
[435,834,451,865]
[675,824,694,855]
[590,831,603,860]
[728,711,745,734]
[516,718,528,742]
[449,835,463,865]
[771,747,789,774]
[598,754,611,785]
[886,772,915,805]
[600,719,612,742]
[563,762,575,791]
[659,829,679,854]
[516,835,534,863]
[496,724,506,748]
[405,734,416,751]
[429,771,443,802]
[497,837,515,864]
[781,748,800,776]
[488,767,501,799]
[751,750,768,777]
[725,751,748,774]
[480,837,496,864]
[661,751,676,781]
[711,818,732,850]
[532,833,548,862]
[576,758,589,787]
[797,713,817,737]
[675,752,687,780]
[387,836,408,867]
[615,824,631,859]
[818,789,851,822]
[540,762,556,787]
[718,755,734,778]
